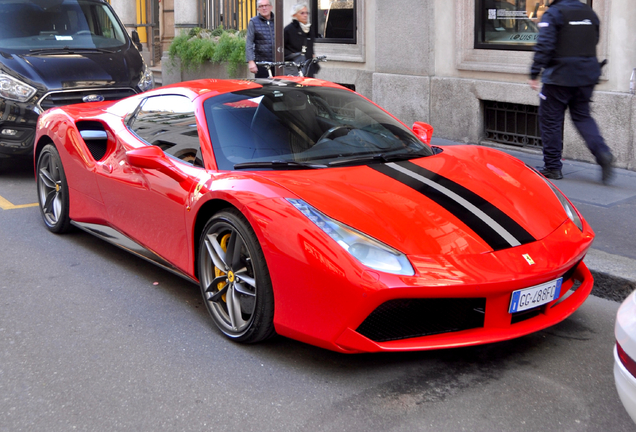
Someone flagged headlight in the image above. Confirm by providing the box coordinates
[533,168,583,231]
[288,198,415,276]
[137,62,154,92]
[0,73,36,102]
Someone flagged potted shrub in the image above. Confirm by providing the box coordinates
[163,27,248,84]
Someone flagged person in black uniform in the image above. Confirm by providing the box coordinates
[246,0,275,78]
[284,3,317,77]
[529,0,614,183]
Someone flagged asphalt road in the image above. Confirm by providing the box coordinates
[1,159,634,431]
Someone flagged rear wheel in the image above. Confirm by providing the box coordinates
[36,145,72,233]
[198,209,275,343]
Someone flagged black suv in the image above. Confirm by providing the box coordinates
[0,0,153,171]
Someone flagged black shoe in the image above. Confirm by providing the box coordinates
[537,167,563,180]
[598,152,614,185]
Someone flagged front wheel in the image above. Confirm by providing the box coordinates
[36,144,72,233]
[198,209,275,343]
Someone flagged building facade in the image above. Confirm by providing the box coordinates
[113,0,636,171]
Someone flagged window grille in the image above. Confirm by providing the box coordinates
[483,100,542,148]
[211,0,256,31]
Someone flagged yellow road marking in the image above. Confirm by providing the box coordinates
[0,194,38,210]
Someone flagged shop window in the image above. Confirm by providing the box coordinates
[312,0,356,44]
[475,0,592,51]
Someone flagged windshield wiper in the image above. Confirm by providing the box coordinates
[29,47,116,54]
[328,152,428,167]
[233,160,327,170]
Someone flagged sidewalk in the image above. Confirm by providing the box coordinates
[431,138,636,302]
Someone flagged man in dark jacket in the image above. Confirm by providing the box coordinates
[246,0,275,78]
[529,0,614,183]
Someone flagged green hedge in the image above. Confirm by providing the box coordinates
[168,27,246,77]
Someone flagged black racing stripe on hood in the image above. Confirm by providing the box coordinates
[395,161,536,244]
[370,161,536,251]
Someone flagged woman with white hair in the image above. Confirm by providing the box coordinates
[284,3,318,77]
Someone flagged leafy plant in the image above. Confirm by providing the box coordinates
[168,26,246,77]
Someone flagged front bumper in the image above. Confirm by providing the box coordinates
[614,289,636,424]
[335,262,592,352]
[614,347,636,424]
[268,211,594,353]
[0,98,39,157]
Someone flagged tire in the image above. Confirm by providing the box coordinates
[198,209,275,343]
[36,144,72,233]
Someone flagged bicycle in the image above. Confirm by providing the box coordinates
[255,55,327,78]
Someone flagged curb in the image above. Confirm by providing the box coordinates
[586,249,636,302]
[590,270,636,302]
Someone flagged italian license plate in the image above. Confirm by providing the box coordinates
[509,278,563,313]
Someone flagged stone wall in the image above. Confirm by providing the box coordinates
[316,68,636,170]
[151,0,636,171]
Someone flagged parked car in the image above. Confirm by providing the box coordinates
[34,77,595,353]
[0,0,153,172]
[615,289,636,424]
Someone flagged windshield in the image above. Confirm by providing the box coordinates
[204,85,434,170]
[0,0,127,52]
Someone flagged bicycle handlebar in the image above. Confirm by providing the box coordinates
[255,56,327,77]
[255,61,295,69]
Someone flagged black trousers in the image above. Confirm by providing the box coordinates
[255,65,270,78]
[538,83,611,170]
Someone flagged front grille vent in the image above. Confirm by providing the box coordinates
[511,308,541,324]
[39,88,137,111]
[356,298,486,343]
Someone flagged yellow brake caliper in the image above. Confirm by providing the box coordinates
[214,233,231,302]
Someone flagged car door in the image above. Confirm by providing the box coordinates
[95,94,203,273]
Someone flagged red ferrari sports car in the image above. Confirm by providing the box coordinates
[33,77,595,353]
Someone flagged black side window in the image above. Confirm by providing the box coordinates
[128,95,203,167]
[312,0,356,43]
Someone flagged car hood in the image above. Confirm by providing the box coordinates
[257,145,577,256]
[0,48,142,90]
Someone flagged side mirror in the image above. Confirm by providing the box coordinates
[131,30,143,52]
[126,146,187,183]
[412,121,434,145]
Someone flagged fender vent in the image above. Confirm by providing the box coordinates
[77,121,108,161]
[356,298,486,342]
